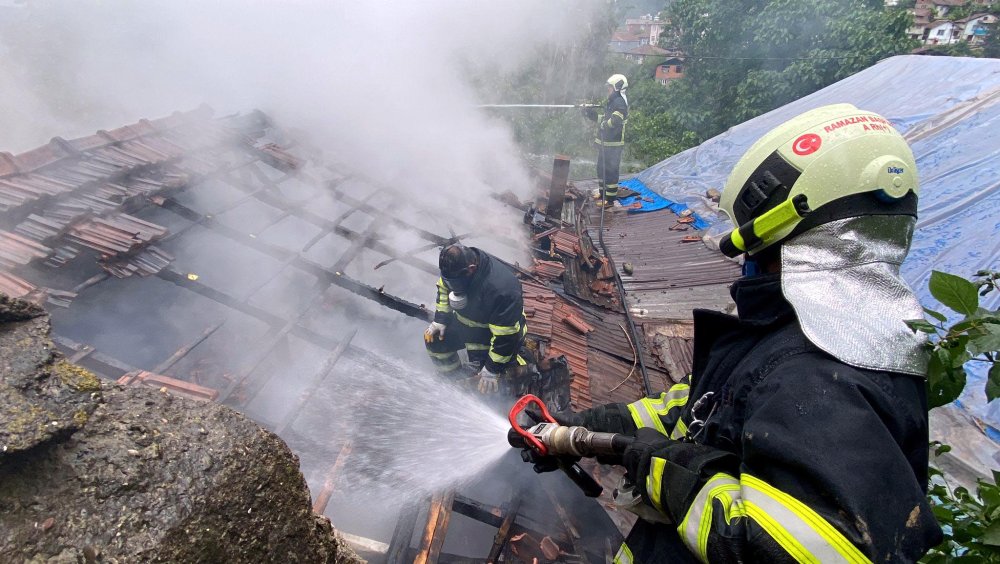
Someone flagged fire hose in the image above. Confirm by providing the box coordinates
[507,394,632,498]
[507,395,671,523]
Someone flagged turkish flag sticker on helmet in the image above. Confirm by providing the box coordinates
[792,133,822,156]
[792,133,823,157]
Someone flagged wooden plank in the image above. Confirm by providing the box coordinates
[387,501,422,564]
[67,344,95,364]
[451,494,503,528]
[274,329,357,434]
[414,490,456,564]
[311,441,353,515]
[152,321,224,374]
[487,495,522,563]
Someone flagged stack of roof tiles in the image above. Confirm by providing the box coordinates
[0,107,263,284]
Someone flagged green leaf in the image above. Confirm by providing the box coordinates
[928,348,967,409]
[930,270,980,316]
[989,363,1000,404]
[924,307,948,323]
[932,504,957,525]
[984,520,1000,547]
[936,443,953,456]
[969,324,1000,356]
[906,319,940,334]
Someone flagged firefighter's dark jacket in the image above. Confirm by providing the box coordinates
[433,248,525,373]
[602,274,942,563]
[596,91,628,147]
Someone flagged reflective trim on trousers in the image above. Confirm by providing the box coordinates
[432,359,462,373]
[465,343,490,351]
[427,351,457,360]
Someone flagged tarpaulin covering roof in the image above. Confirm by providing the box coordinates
[636,55,1000,429]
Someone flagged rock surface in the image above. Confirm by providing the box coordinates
[0,295,361,563]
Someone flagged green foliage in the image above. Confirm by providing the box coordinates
[467,5,620,168]
[923,451,1000,562]
[906,270,1000,409]
[663,0,918,144]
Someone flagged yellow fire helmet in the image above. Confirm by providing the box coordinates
[607,74,628,91]
[718,103,918,258]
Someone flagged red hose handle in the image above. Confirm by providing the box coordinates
[508,394,555,456]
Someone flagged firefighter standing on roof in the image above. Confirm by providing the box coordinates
[583,74,629,206]
[425,244,526,394]
[521,104,942,562]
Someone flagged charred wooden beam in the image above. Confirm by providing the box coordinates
[487,495,522,563]
[311,440,353,515]
[216,278,331,405]
[547,156,570,221]
[51,334,137,377]
[159,198,430,321]
[387,501,422,564]
[414,490,456,564]
[275,329,357,435]
[214,173,440,276]
[152,321,224,374]
[451,495,504,528]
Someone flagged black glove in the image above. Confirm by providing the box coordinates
[520,406,581,473]
[582,106,598,121]
[623,427,673,486]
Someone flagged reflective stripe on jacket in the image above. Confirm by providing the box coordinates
[596,91,628,147]
[431,248,526,373]
[607,274,941,563]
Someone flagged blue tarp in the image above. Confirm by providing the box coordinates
[619,177,710,229]
[636,55,1000,426]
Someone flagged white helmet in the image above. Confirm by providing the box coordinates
[607,74,628,92]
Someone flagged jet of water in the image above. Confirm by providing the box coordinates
[329,362,514,501]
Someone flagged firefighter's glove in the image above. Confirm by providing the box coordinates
[477,366,500,394]
[623,427,673,486]
[424,321,447,343]
[519,447,575,474]
[582,106,598,121]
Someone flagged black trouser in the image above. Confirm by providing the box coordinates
[425,317,525,378]
[597,144,624,201]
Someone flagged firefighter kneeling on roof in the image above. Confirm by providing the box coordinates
[520,104,943,562]
[425,244,526,394]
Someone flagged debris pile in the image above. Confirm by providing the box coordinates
[0,295,360,563]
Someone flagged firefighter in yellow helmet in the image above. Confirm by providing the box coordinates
[583,74,629,205]
[523,104,943,562]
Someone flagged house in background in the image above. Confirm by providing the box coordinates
[625,14,666,47]
[963,13,998,44]
[904,0,997,45]
[609,29,645,54]
[925,19,962,43]
[654,57,685,86]
[624,44,670,64]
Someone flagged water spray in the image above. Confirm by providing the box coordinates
[476,103,600,109]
